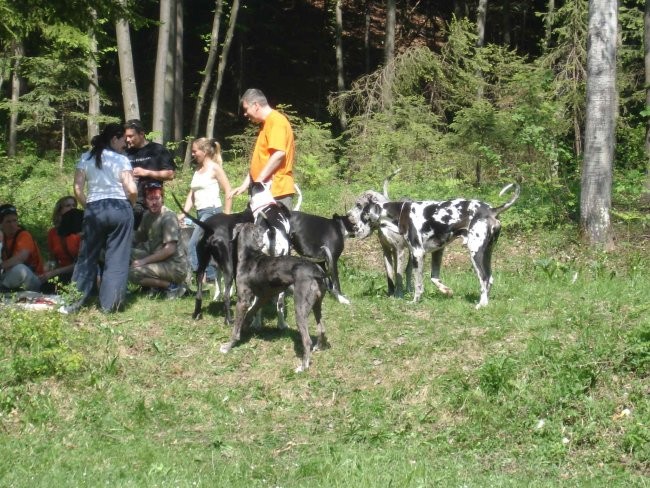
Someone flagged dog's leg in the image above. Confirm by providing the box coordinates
[395,246,411,298]
[383,248,397,296]
[192,266,206,320]
[220,299,247,353]
[405,253,413,293]
[212,266,223,301]
[430,249,453,297]
[324,251,350,305]
[410,247,426,302]
[276,292,289,330]
[311,295,329,352]
[221,294,261,353]
[467,219,500,309]
[222,265,235,325]
[293,283,314,372]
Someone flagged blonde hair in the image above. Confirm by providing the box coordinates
[192,137,223,165]
[52,196,78,226]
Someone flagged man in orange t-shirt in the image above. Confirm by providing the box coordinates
[0,204,44,291]
[230,88,296,209]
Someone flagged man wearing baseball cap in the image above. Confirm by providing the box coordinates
[0,204,44,292]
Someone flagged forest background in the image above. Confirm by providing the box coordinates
[0,0,647,242]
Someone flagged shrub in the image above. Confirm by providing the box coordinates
[0,308,84,383]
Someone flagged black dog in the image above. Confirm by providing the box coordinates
[221,222,332,372]
[173,182,292,325]
[173,194,254,323]
[289,211,355,304]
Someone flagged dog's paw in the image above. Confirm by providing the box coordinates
[312,340,330,352]
[337,295,351,305]
[431,279,453,297]
[192,312,203,320]
[220,343,232,353]
[295,363,309,373]
[277,319,289,330]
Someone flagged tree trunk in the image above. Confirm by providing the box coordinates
[545,0,556,49]
[174,0,185,150]
[580,0,617,248]
[205,0,241,139]
[152,0,173,144]
[476,0,488,99]
[59,116,66,170]
[476,0,487,48]
[643,0,650,203]
[162,0,177,144]
[335,0,347,130]
[87,11,100,144]
[115,1,140,121]
[384,0,396,65]
[365,0,371,73]
[183,0,223,168]
[8,40,23,157]
[503,0,511,46]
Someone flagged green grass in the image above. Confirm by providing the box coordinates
[1,201,649,486]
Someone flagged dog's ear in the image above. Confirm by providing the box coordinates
[232,223,245,242]
[366,203,383,224]
[335,213,356,235]
[398,202,411,235]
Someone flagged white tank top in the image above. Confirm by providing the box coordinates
[190,168,222,210]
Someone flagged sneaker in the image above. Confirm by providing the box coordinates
[58,303,80,315]
[165,283,186,300]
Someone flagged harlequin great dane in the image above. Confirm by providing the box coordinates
[347,168,413,298]
[348,183,520,308]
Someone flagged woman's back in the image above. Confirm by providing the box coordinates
[78,149,132,203]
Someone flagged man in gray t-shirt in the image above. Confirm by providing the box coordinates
[129,182,188,299]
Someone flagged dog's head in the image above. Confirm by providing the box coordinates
[233,222,265,254]
[347,190,386,239]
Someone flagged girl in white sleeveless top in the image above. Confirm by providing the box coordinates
[180,138,232,282]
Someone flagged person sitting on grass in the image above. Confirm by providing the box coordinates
[40,206,84,292]
[0,203,45,292]
[129,182,188,299]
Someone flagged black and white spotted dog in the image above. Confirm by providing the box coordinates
[347,189,412,298]
[348,183,520,308]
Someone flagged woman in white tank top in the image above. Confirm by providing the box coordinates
[180,138,232,282]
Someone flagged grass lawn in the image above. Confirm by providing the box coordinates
[0,205,648,486]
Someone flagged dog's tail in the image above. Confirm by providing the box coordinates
[383,167,402,199]
[492,183,521,216]
[293,184,303,211]
[171,192,215,235]
[321,246,350,305]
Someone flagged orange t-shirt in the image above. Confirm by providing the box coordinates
[250,110,295,197]
[2,228,44,275]
[47,227,81,267]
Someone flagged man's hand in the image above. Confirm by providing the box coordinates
[132,167,148,178]
[229,185,247,199]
